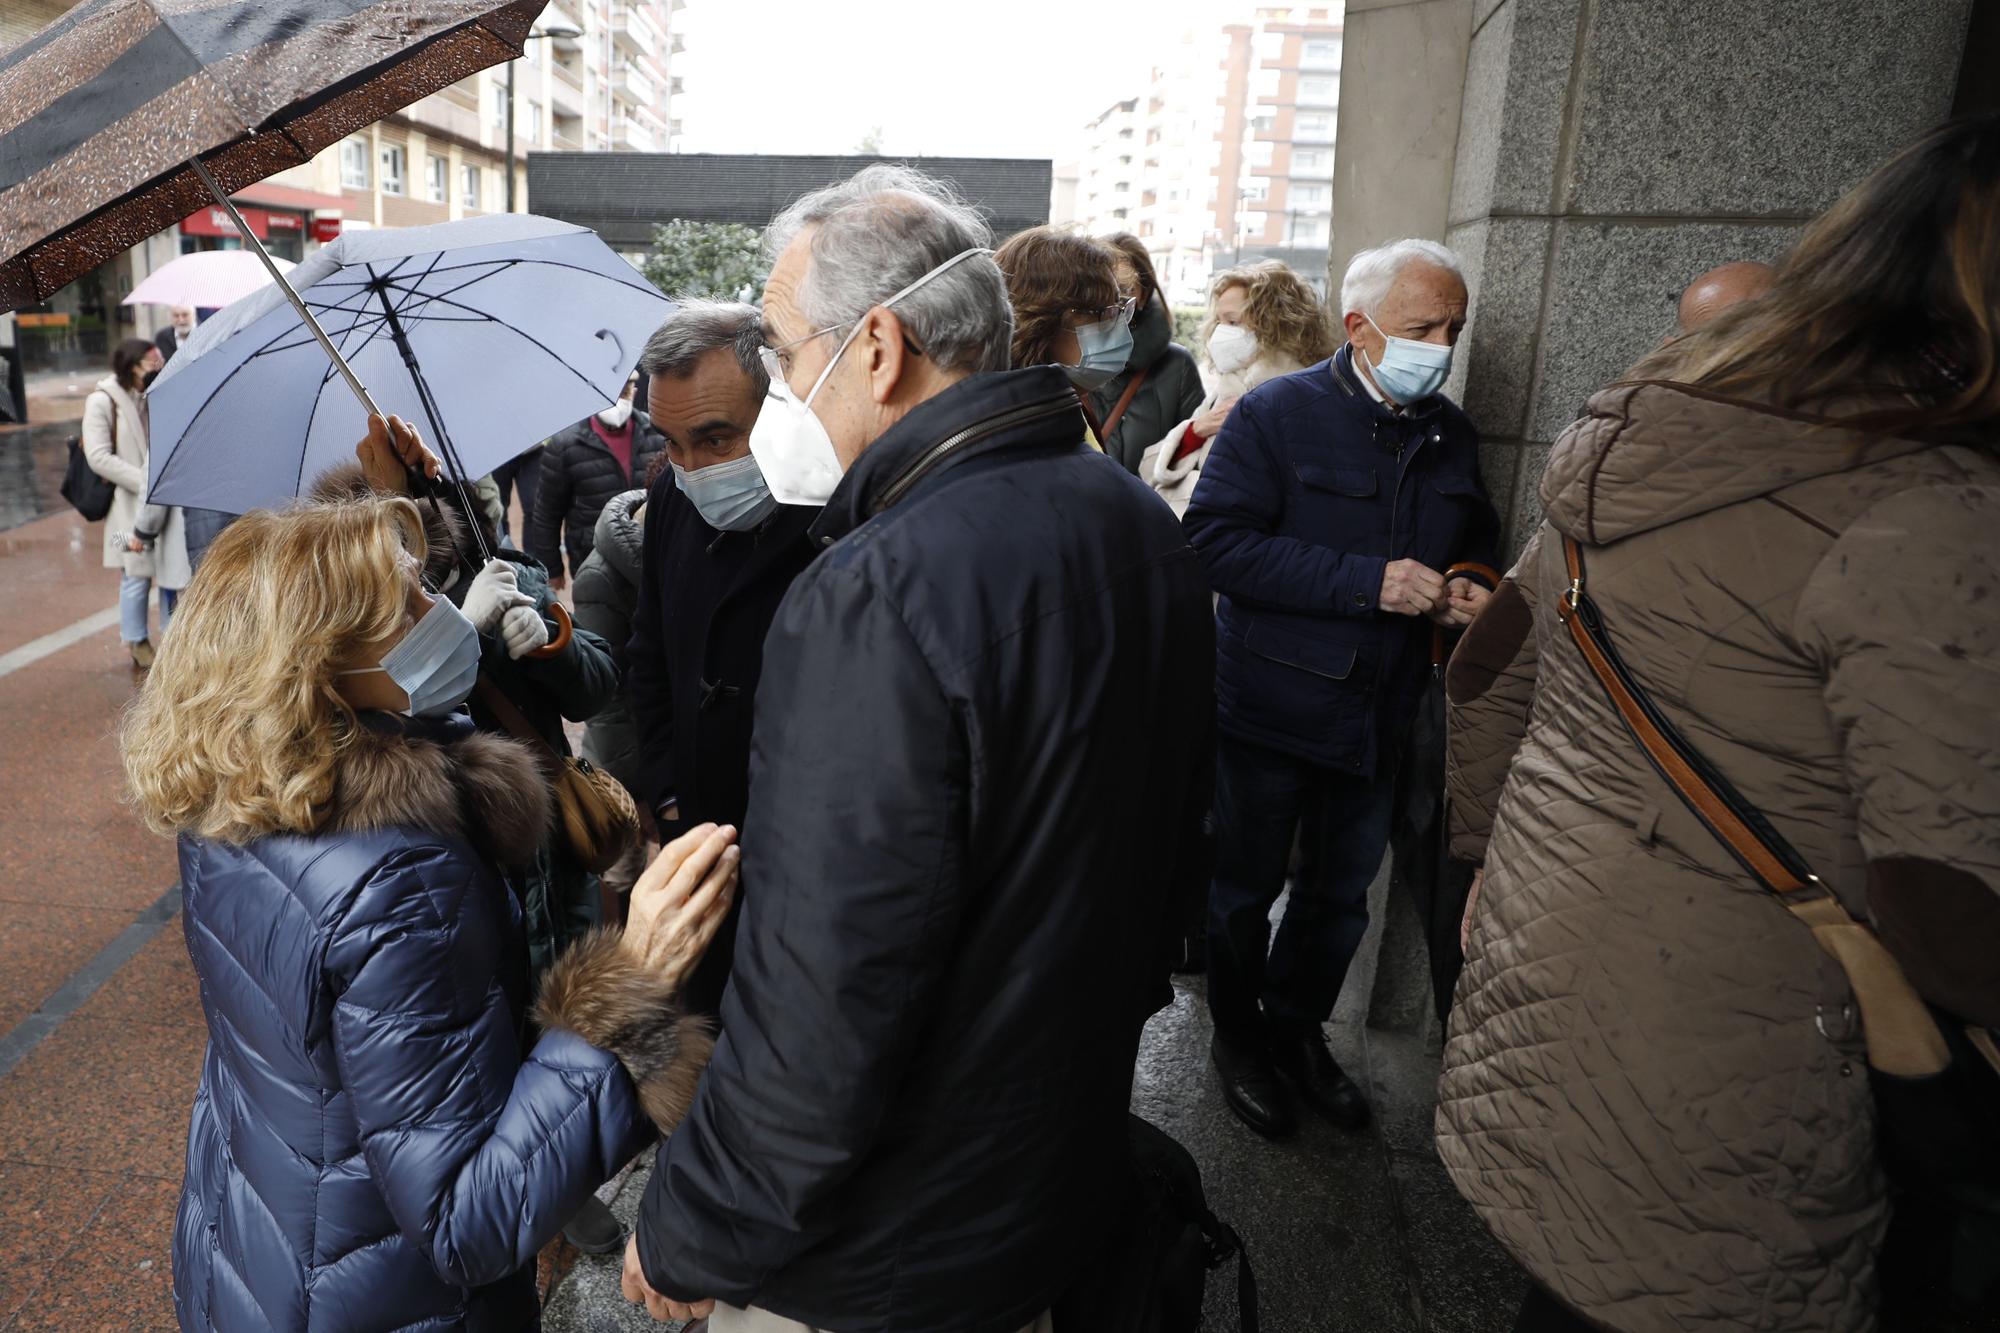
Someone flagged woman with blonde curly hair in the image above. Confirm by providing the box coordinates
[1141,260,1337,514]
[125,494,739,1333]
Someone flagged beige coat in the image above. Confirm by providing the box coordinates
[1437,381,2000,1331]
[1138,351,1306,516]
[81,376,188,587]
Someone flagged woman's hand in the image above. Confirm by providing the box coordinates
[126,534,147,553]
[623,823,740,989]
[356,414,443,495]
[1191,395,1240,440]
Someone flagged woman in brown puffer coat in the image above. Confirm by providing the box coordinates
[1437,114,2000,1333]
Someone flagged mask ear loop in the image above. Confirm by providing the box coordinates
[799,247,996,408]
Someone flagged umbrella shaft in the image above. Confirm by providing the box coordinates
[189,158,383,421]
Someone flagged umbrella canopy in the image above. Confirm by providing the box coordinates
[0,0,547,311]
[122,248,293,308]
[146,213,672,515]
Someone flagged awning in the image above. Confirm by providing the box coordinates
[230,181,346,217]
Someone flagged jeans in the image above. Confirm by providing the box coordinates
[1206,733,1396,1050]
[119,573,177,644]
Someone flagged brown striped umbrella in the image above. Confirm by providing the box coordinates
[0,0,549,311]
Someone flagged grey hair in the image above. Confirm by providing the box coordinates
[1339,239,1466,318]
[637,299,769,397]
[765,163,1013,376]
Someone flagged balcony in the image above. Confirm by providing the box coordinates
[613,5,660,61]
[612,61,653,105]
[549,65,586,118]
[612,118,657,152]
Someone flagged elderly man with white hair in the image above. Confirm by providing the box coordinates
[1184,240,1501,1141]
[621,165,1216,1333]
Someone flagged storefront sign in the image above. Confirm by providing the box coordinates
[180,204,306,240]
[310,216,343,243]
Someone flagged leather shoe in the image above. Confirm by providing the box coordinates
[1211,1036,1297,1139]
[561,1194,625,1255]
[1277,1031,1370,1130]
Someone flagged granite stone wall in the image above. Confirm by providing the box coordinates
[1443,0,1974,557]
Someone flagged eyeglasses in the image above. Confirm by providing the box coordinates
[1065,297,1137,330]
[762,323,847,381]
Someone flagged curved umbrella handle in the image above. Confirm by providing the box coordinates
[526,600,574,660]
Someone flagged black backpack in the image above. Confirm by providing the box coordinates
[1056,1114,1259,1333]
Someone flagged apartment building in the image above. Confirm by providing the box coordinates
[1061,6,1342,301]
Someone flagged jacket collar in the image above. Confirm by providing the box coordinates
[1331,343,1447,426]
[329,710,550,868]
[810,366,1083,546]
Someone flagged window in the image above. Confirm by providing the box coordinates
[1251,112,1277,134]
[1253,67,1282,99]
[1249,140,1275,168]
[1303,38,1340,68]
[426,154,448,203]
[1292,183,1330,209]
[1242,178,1270,202]
[1291,217,1329,246]
[1299,76,1337,105]
[1295,112,1335,142]
[379,144,406,196]
[461,164,483,210]
[491,85,508,130]
[1255,31,1285,62]
[339,137,370,189]
[1292,147,1332,175]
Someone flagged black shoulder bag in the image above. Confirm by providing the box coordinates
[61,393,117,521]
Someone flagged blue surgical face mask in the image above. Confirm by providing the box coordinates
[673,452,778,532]
[340,594,482,718]
[1064,314,1135,391]
[1361,313,1454,405]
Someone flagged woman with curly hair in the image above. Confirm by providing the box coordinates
[125,490,739,1333]
[1140,259,1336,514]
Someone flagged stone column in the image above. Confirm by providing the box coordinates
[1445,0,1974,556]
[1327,0,1476,289]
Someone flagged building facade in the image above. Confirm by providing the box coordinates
[1062,6,1342,303]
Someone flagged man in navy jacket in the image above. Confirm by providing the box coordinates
[1184,240,1500,1139]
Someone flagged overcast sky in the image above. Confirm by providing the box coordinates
[672,0,1244,161]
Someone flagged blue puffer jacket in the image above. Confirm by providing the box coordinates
[1184,345,1500,776]
[171,713,707,1333]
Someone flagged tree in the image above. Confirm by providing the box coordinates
[641,220,767,302]
[855,125,885,155]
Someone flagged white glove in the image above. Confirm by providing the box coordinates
[500,603,550,660]
[462,559,529,634]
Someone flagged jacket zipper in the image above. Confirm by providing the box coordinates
[873,395,1081,513]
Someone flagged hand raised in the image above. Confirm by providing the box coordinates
[624,823,739,990]
[356,414,443,495]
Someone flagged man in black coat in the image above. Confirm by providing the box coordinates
[528,375,668,586]
[622,166,1215,1333]
[625,299,818,1017]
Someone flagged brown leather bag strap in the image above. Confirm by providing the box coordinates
[473,676,560,761]
[1099,366,1151,443]
[1556,534,1950,1076]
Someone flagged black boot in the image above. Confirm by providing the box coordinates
[1211,1034,1297,1139]
[1276,1029,1370,1130]
[561,1194,625,1255]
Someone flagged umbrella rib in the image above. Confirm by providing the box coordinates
[363,286,614,397]
[370,255,665,300]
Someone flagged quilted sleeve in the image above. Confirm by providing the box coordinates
[327,845,652,1289]
[1445,527,1547,864]
[1796,482,2000,1027]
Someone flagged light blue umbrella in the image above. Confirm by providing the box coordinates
[146,213,672,547]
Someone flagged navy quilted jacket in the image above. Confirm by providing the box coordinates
[170,714,651,1333]
[1183,344,1500,776]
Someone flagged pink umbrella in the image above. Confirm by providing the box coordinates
[123,249,296,310]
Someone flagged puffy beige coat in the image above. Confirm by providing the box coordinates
[1138,351,1305,516]
[1438,381,2000,1331]
[81,376,188,587]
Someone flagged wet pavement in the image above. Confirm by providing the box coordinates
[0,405,1525,1331]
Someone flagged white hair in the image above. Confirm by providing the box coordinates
[1339,239,1465,318]
[765,163,1014,376]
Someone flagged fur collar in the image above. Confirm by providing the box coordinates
[323,718,551,869]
